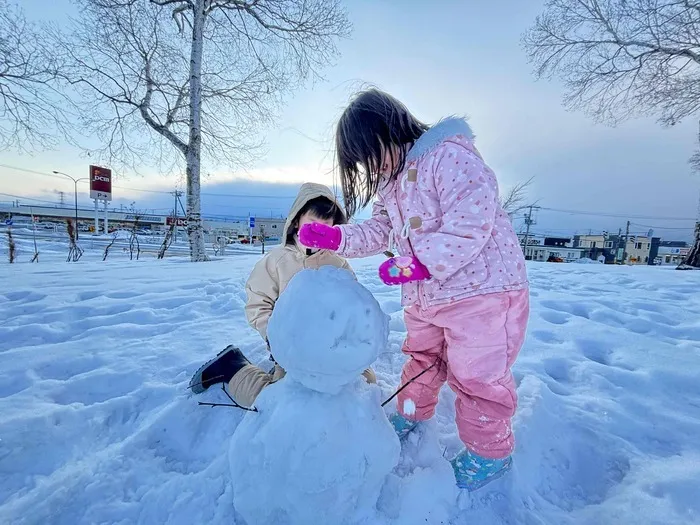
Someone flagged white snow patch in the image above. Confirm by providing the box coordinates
[574,257,603,264]
[403,398,416,417]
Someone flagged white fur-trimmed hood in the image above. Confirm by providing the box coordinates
[405,116,475,164]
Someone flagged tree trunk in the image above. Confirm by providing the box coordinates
[186,0,208,262]
[678,222,700,270]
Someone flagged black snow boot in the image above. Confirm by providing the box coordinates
[189,345,252,394]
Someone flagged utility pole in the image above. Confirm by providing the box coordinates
[521,205,538,260]
[622,220,631,264]
[171,190,183,242]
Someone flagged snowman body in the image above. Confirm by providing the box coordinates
[229,267,400,525]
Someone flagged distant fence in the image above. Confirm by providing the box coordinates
[6,228,279,258]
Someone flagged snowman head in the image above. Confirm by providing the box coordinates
[267,266,389,394]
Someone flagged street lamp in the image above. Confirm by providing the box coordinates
[52,171,89,240]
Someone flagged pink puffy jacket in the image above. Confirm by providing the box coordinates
[337,117,528,308]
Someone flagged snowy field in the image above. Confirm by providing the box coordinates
[1,242,699,524]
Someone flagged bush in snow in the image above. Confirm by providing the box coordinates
[65,219,83,262]
[7,229,16,263]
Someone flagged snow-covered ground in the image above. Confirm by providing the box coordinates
[1,243,699,524]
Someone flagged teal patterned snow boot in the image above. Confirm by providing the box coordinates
[451,448,513,491]
[389,412,418,439]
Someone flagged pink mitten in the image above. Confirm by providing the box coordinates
[298,223,342,251]
[379,256,431,285]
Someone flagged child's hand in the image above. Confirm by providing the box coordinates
[379,256,431,285]
[298,223,342,251]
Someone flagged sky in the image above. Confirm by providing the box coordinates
[1,0,699,241]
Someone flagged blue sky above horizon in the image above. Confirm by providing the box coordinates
[1,0,699,241]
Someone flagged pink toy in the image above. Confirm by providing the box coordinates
[298,223,342,251]
[379,256,431,285]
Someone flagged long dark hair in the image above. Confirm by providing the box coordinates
[286,196,347,245]
[336,89,428,217]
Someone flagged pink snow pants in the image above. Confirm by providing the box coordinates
[397,289,529,459]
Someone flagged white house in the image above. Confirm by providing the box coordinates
[523,245,586,263]
[655,245,690,266]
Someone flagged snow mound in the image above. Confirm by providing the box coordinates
[267,266,390,394]
[229,266,399,525]
[96,229,133,240]
[229,380,400,525]
[574,257,602,264]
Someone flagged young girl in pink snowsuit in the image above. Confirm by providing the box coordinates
[298,89,529,491]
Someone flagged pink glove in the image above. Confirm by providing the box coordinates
[298,223,342,251]
[379,256,431,285]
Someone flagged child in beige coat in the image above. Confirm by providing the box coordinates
[189,183,376,407]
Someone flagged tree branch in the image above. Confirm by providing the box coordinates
[523,0,700,125]
[0,0,71,150]
[500,177,535,217]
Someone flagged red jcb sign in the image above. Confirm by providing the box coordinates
[90,165,112,201]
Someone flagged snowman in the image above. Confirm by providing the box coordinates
[229,266,400,525]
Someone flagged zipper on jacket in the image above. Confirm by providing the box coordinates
[393,168,429,310]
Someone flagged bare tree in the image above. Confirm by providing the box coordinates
[523,0,700,126]
[129,215,141,260]
[7,229,16,263]
[258,223,266,254]
[523,0,700,268]
[66,219,84,262]
[30,209,39,262]
[102,233,119,261]
[499,177,535,218]
[679,222,700,268]
[158,218,177,259]
[0,0,68,150]
[57,0,350,262]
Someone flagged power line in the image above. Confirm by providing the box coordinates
[0,192,60,205]
[538,206,696,221]
[0,192,177,211]
[1,162,300,199]
[0,164,70,181]
[200,191,297,199]
[629,222,696,231]
[114,186,170,194]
